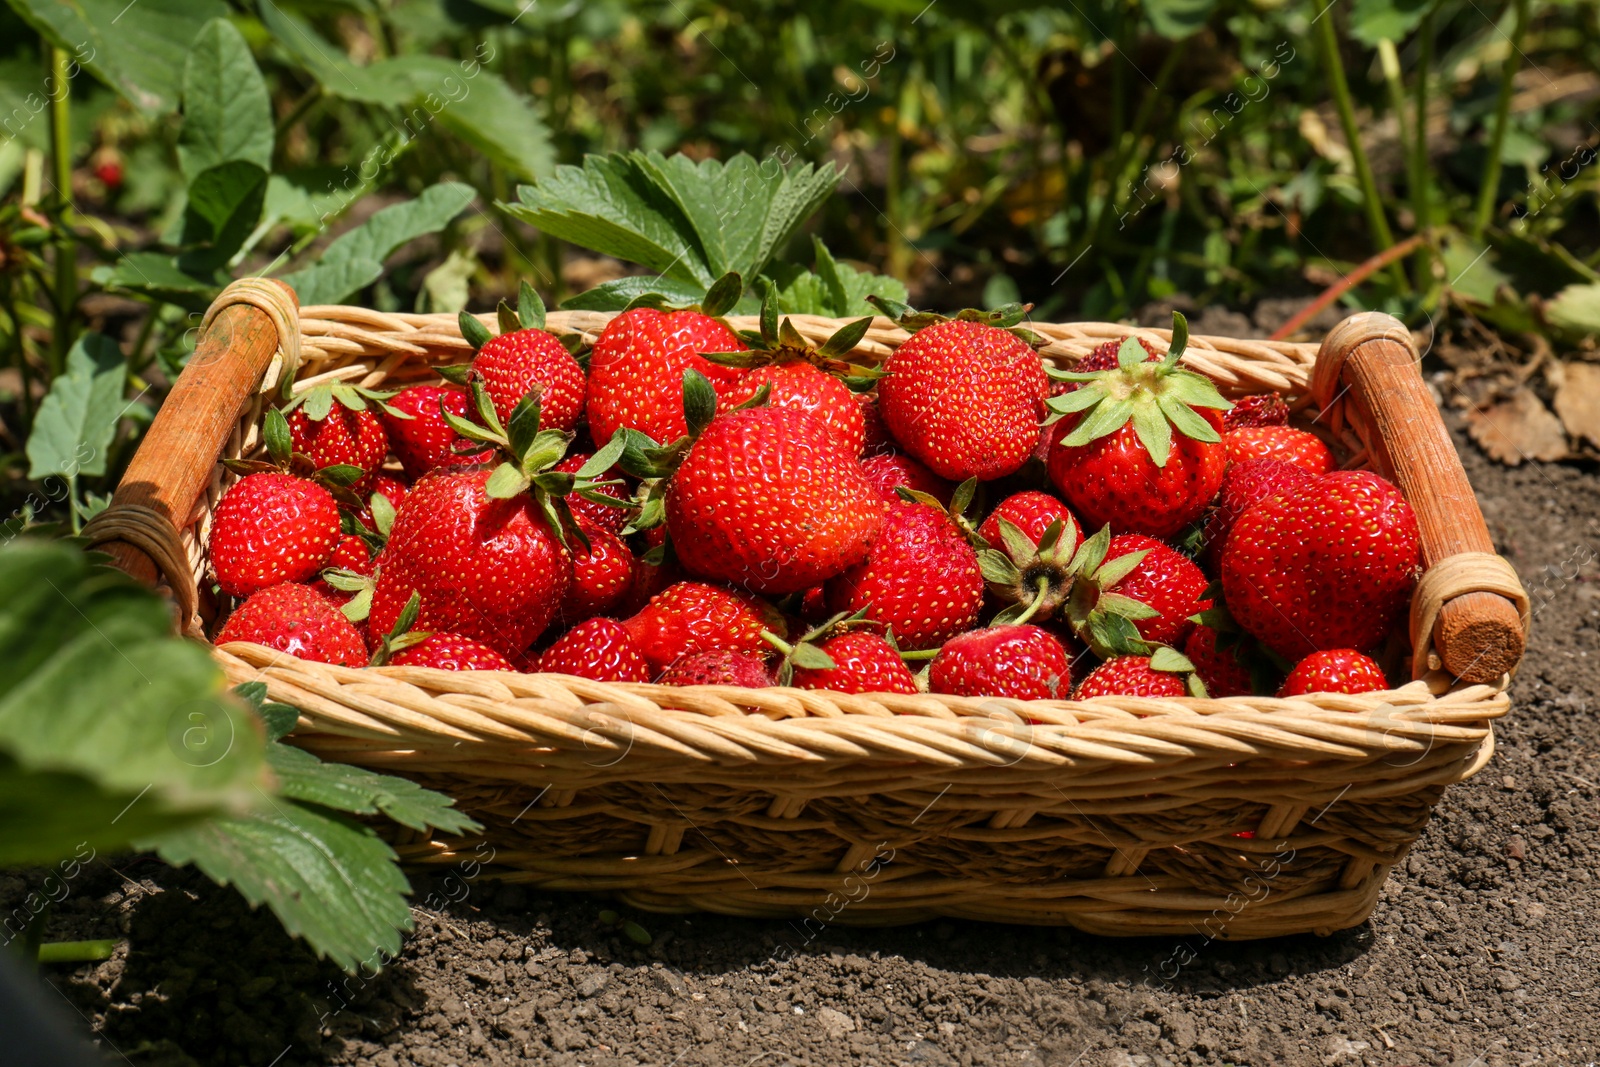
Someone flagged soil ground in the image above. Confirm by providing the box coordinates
[6,416,1598,1067]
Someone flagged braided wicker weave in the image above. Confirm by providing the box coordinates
[91,280,1529,938]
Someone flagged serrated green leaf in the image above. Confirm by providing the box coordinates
[26,332,126,480]
[771,238,908,318]
[266,743,478,836]
[177,18,273,181]
[561,275,719,312]
[91,253,218,310]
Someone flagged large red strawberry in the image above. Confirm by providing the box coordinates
[620,581,784,675]
[211,472,340,597]
[586,303,748,446]
[389,633,515,672]
[876,305,1048,481]
[369,466,572,659]
[929,625,1073,700]
[560,515,634,622]
[1047,318,1230,539]
[789,631,918,695]
[1223,392,1290,430]
[1096,534,1208,647]
[460,287,587,431]
[381,384,494,477]
[536,618,652,682]
[1202,458,1315,563]
[978,491,1080,549]
[287,401,389,493]
[823,501,982,650]
[659,651,773,688]
[1225,426,1334,475]
[1278,649,1388,696]
[859,452,954,506]
[1221,470,1421,661]
[216,582,366,666]
[665,405,884,595]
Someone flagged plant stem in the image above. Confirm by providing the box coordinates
[36,939,118,965]
[48,44,76,376]
[1012,577,1052,627]
[1268,234,1427,340]
[1471,0,1532,238]
[1312,0,1407,292]
[1411,7,1436,291]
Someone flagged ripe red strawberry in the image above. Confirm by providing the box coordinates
[369,466,572,659]
[859,452,954,506]
[823,501,982,650]
[665,407,884,594]
[1225,426,1335,475]
[1202,458,1315,563]
[1047,321,1230,539]
[211,472,340,597]
[1099,534,1208,647]
[389,633,515,671]
[554,453,631,534]
[1221,470,1421,661]
[287,404,388,493]
[1182,624,1256,698]
[536,618,652,682]
[586,307,748,445]
[621,581,784,675]
[471,327,587,431]
[978,491,1080,549]
[929,625,1072,700]
[381,384,494,477]
[1278,649,1388,696]
[878,317,1048,481]
[1223,392,1290,430]
[659,650,773,688]
[791,631,918,694]
[617,545,684,617]
[216,582,366,666]
[859,393,896,455]
[560,516,634,622]
[1075,655,1188,699]
[719,361,865,454]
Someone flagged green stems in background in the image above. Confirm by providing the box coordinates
[1312,0,1408,292]
[48,45,75,376]
[1472,0,1532,238]
[1411,8,1436,292]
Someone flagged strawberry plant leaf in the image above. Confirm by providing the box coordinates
[771,238,908,318]
[264,738,478,836]
[561,275,717,313]
[458,310,494,352]
[176,17,273,180]
[518,281,547,332]
[25,332,127,481]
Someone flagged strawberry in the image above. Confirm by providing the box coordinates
[718,361,866,454]
[876,310,1048,481]
[351,474,409,533]
[1223,392,1290,430]
[1182,624,1256,698]
[665,404,884,595]
[1201,458,1315,563]
[978,491,1080,549]
[1221,470,1421,661]
[1046,317,1230,539]
[287,402,389,493]
[617,543,683,617]
[216,582,366,666]
[389,633,515,672]
[210,472,340,597]
[560,515,634,622]
[1225,426,1335,475]
[929,625,1073,700]
[1095,534,1207,647]
[536,618,652,682]
[460,286,587,431]
[554,453,631,534]
[659,650,773,688]
[314,534,373,607]
[1075,654,1191,699]
[585,289,749,446]
[1058,336,1160,391]
[823,500,983,650]
[1278,649,1388,696]
[788,630,918,694]
[369,465,572,660]
[381,384,494,477]
[859,452,954,507]
[621,580,784,675]
[859,393,896,455]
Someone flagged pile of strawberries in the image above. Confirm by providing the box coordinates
[208,279,1423,703]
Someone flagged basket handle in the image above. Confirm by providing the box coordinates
[91,281,296,615]
[1314,312,1528,684]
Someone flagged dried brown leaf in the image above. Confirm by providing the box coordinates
[1465,389,1569,465]
[1552,361,1600,450]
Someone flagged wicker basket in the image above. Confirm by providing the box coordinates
[88,279,1531,939]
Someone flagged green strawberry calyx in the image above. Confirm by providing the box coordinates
[866,294,1047,348]
[1186,583,1292,693]
[1145,646,1210,699]
[975,513,1084,627]
[223,407,368,507]
[1057,525,1165,658]
[280,376,412,422]
[1043,312,1232,468]
[761,608,885,687]
[339,489,398,556]
[701,284,883,391]
[620,270,744,322]
[367,591,432,665]
[447,280,588,378]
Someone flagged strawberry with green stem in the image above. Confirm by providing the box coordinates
[380,384,494,477]
[452,281,588,432]
[763,609,918,694]
[1046,313,1232,539]
[1076,646,1207,699]
[216,582,367,667]
[281,377,407,494]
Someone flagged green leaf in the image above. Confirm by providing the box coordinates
[772,238,909,317]
[177,18,273,181]
[1546,282,1600,337]
[789,644,836,670]
[1092,549,1150,589]
[518,281,547,331]
[506,391,544,458]
[1117,336,1150,370]
[485,463,532,499]
[262,407,292,465]
[1348,0,1435,46]
[266,743,478,836]
[1143,0,1219,40]
[682,370,718,438]
[281,183,476,305]
[0,541,268,866]
[1129,403,1174,467]
[1098,593,1162,621]
[560,275,717,312]
[1158,394,1221,443]
[1149,647,1197,673]
[26,332,126,479]
[1167,311,1190,362]
[995,518,1038,565]
[1062,398,1134,447]
[701,271,744,317]
[91,253,218,310]
[5,0,227,117]
[459,310,494,350]
[978,549,1023,586]
[1047,384,1110,416]
[1070,524,1113,577]
[179,160,268,269]
[140,801,412,974]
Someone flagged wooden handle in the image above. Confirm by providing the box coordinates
[98,283,293,588]
[1317,314,1525,683]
